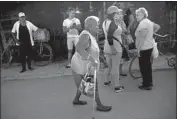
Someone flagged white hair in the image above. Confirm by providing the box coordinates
[135,7,148,18]
[118,9,123,12]
[84,16,99,28]
[85,16,99,24]
[118,8,123,15]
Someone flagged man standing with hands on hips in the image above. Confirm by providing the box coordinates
[63,7,82,68]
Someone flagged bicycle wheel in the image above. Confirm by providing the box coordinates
[129,56,142,79]
[1,48,12,68]
[34,43,53,66]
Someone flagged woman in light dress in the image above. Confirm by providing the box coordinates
[71,16,112,112]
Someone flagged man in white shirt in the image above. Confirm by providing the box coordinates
[63,7,82,68]
[12,12,39,73]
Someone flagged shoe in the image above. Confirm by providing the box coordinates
[149,83,153,87]
[96,105,112,112]
[28,67,34,71]
[120,73,127,76]
[20,69,26,73]
[104,81,111,86]
[138,85,152,90]
[114,86,124,93]
[66,64,71,69]
[73,100,87,105]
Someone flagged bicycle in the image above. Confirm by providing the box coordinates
[33,29,53,66]
[1,35,15,68]
[129,33,177,79]
[1,29,53,68]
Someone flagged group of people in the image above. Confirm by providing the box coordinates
[67,6,160,112]
[12,5,160,112]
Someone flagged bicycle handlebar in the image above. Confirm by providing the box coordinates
[154,33,170,38]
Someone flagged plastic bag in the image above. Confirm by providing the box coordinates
[152,40,159,58]
[79,77,94,98]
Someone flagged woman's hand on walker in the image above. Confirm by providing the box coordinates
[91,61,98,68]
[88,56,98,68]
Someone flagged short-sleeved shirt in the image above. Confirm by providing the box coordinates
[135,18,154,50]
[12,20,38,46]
[63,18,81,38]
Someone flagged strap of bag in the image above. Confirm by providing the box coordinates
[112,36,126,49]
[104,20,126,49]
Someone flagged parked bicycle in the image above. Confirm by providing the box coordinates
[1,29,53,68]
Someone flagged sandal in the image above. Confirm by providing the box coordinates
[73,100,87,105]
[96,105,112,112]
[104,81,111,86]
[120,73,127,76]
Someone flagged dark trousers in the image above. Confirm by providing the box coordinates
[19,44,33,70]
[139,48,153,87]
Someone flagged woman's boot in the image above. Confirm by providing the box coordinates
[73,89,87,105]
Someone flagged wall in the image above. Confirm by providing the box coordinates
[16,1,171,35]
[1,1,175,58]
[20,2,65,35]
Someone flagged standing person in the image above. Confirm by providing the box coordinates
[102,6,124,93]
[115,8,128,76]
[12,12,39,73]
[71,16,112,112]
[135,7,160,90]
[63,7,82,68]
[124,8,135,40]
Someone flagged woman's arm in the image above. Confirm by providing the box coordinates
[120,20,127,34]
[153,22,161,33]
[128,14,135,31]
[107,21,118,45]
[107,21,118,54]
[76,34,90,59]
[76,34,97,63]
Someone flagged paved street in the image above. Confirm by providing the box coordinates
[1,60,71,81]
[1,69,176,119]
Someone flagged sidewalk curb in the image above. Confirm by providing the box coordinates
[2,67,175,81]
[152,68,175,72]
[2,73,72,81]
